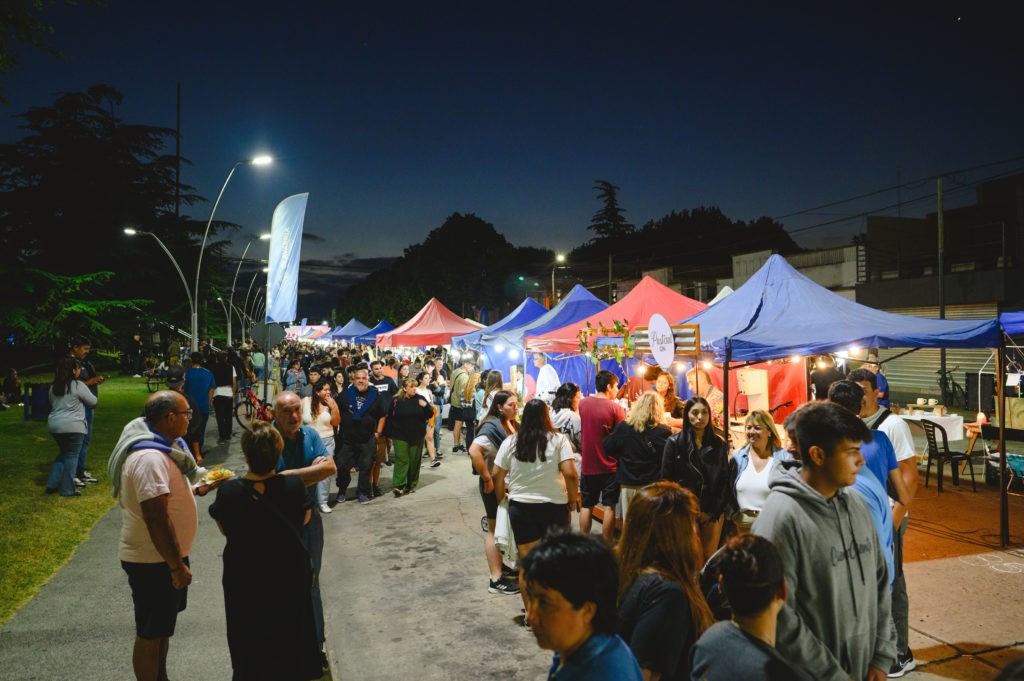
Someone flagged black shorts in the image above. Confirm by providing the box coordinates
[508,500,570,545]
[122,557,189,639]
[479,477,498,520]
[580,473,619,508]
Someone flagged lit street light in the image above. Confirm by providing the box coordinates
[241,266,270,345]
[551,253,566,304]
[192,155,273,352]
[225,232,271,346]
[124,227,196,347]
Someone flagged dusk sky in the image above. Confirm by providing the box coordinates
[3,2,1022,318]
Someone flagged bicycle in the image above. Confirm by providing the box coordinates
[235,386,272,429]
[936,365,967,408]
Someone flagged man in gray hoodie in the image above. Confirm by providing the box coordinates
[752,401,895,681]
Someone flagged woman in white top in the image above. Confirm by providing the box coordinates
[415,371,439,465]
[302,379,339,513]
[730,410,791,533]
[46,356,98,496]
[469,391,520,594]
[492,398,580,559]
[548,382,582,454]
[477,370,504,421]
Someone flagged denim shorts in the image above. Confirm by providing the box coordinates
[122,557,189,639]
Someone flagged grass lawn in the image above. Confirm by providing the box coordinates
[0,374,154,624]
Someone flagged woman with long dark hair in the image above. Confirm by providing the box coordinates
[477,370,504,420]
[492,399,580,559]
[45,356,97,496]
[416,370,441,467]
[549,382,582,453]
[660,396,732,563]
[468,390,520,594]
[302,378,340,513]
[617,481,714,681]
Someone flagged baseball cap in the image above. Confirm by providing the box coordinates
[165,365,185,388]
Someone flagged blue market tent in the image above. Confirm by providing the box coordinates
[481,285,613,392]
[1001,312,1024,335]
[353,320,394,345]
[451,298,548,351]
[328,318,370,341]
[679,254,1000,362]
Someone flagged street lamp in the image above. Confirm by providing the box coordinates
[242,266,270,343]
[124,228,196,348]
[192,155,273,352]
[552,253,566,304]
[226,233,271,346]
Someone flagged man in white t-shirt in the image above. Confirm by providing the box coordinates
[532,353,561,405]
[118,391,201,681]
[848,368,919,677]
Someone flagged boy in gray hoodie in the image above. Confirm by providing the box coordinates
[752,401,895,681]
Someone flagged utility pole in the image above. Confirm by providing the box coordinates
[607,254,613,303]
[938,176,947,406]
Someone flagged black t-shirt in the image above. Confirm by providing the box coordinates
[370,375,398,401]
[618,572,694,681]
[211,360,234,388]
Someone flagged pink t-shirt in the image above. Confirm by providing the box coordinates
[118,448,198,563]
[579,396,626,475]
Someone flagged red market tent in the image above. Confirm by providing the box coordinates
[524,276,708,354]
[375,298,485,348]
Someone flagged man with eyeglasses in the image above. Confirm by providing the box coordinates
[164,365,205,464]
[110,390,213,681]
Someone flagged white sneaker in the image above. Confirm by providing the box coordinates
[319,503,332,514]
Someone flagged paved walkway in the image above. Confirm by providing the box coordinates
[0,424,1021,680]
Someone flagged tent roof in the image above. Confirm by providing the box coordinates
[452,297,549,349]
[353,320,393,345]
[679,254,1000,361]
[483,284,608,349]
[1001,311,1024,335]
[327,318,370,340]
[376,298,485,348]
[525,276,707,353]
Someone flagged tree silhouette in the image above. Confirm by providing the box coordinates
[0,85,227,347]
[588,180,634,239]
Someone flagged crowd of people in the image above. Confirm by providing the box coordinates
[31,335,1024,680]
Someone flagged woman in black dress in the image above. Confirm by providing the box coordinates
[209,421,321,681]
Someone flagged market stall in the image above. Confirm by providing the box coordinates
[375,298,484,348]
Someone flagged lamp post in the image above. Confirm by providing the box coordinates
[226,233,271,346]
[215,297,231,345]
[192,155,273,352]
[242,267,269,344]
[124,228,196,348]
[551,253,566,304]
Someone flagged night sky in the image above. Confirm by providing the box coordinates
[3,2,1022,318]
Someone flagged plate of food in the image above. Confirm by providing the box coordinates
[201,466,235,485]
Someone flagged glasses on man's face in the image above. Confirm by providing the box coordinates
[171,409,194,419]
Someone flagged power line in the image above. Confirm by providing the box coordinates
[771,153,1024,221]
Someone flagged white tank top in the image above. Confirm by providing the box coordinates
[736,456,776,512]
